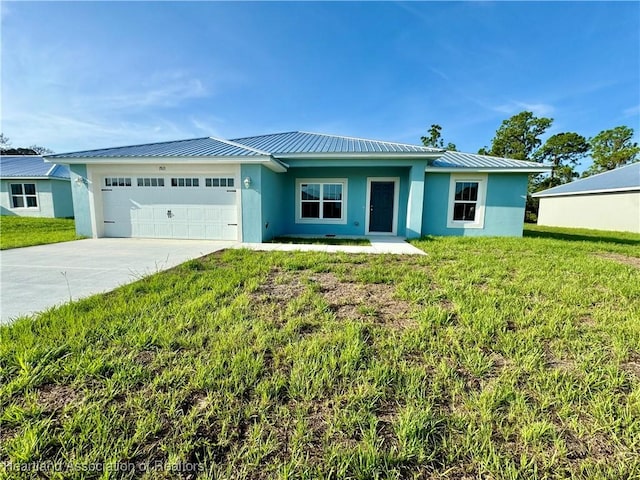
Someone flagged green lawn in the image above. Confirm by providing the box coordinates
[1,226,639,479]
[0,216,81,250]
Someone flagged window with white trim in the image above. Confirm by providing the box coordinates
[447,174,487,229]
[137,177,165,187]
[10,183,38,208]
[296,179,347,224]
[453,182,479,221]
[105,177,132,187]
[171,177,199,187]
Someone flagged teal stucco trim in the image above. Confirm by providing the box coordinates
[422,172,529,237]
[260,166,286,241]
[405,164,427,238]
[69,164,93,237]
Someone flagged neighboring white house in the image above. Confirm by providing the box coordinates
[533,162,640,233]
[0,155,74,218]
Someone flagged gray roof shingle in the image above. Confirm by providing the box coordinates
[0,155,70,179]
[533,162,640,197]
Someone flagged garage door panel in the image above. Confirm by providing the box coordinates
[101,175,238,240]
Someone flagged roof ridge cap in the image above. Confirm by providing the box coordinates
[210,136,272,156]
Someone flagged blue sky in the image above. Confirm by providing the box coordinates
[2,1,638,169]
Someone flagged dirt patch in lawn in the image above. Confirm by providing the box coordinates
[595,253,640,269]
[314,272,414,328]
[253,267,416,328]
[37,383,81,412]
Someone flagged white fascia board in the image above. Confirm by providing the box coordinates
[48,155,288,173]
[274,152,440,160]
[533,186,640,198]
[1,176,69,181]
[48,155,268,164]
[425,167,551,173]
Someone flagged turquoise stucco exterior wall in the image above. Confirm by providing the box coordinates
[240,162,428,241]
[260,166,286,241]
[279,166,411,237]
[69,164,93,237]
[422,172,529,237]
[240,164,263,243]
[51,180,74,217]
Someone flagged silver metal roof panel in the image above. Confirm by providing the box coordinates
[433,151,545,169]
[230,131,441,155]
[533,162,640,197]
[46,137,268,159]
[0,155,70,179]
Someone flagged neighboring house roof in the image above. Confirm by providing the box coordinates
[44,131,549,172]
[0,155,70,179]
[230,131,442,154]
[533,162,640,197]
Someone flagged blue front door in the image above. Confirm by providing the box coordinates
[369,181,395,233]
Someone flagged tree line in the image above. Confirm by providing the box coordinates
[421,113,639,220]
[422,113,639,185]
[0,133,53,155]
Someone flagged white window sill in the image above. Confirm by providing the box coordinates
[295,218,347,225]
[447,221,484,229]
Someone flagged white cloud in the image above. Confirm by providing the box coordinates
[2,111,218,153]
[623,104,640,117]
[492,101,555,117]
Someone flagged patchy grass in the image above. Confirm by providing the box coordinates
[1,228,639,478]
[269,236,371,246]
[524,223,640,247]
[0,216,82,250]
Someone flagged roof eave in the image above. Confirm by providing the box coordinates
[44,155,288,172]
[273,152,441,160]
[0,175,70,181]
[533,186,640,198]
[425,166,551,173]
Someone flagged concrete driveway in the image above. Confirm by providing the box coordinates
[0,238,236,324]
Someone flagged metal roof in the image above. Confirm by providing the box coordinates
[533,162,640,197]
[46,137,270,159]
[231,131,442,154]
[0,155,70,179]
[42,131,546,172]
[432,151,546,169]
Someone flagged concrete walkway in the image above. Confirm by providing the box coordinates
[238,236,426,255]
[1,236,423,324]
[0,238,234,323]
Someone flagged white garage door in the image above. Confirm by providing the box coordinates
[101,175,238,240]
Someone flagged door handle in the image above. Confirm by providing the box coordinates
[167,210,173,218]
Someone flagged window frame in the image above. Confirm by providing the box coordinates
[446,173,487,229]
[295,178,348,225]
[170,177,200,187]
[9,182,39,209]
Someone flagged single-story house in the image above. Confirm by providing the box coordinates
[0,155,74,218]
[533,162,640,233]
[45,131,549,241]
